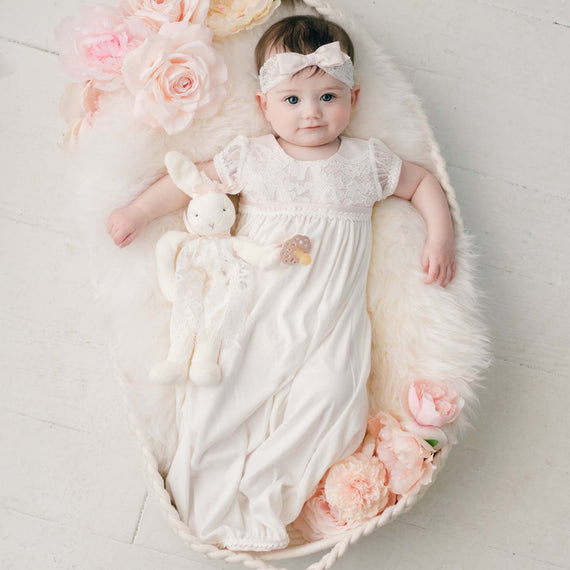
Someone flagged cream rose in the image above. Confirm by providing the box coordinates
[118,0,209,32]
[206,0,281,36]
[122,22,228,134]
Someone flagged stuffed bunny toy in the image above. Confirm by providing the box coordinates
[149,151,311,386]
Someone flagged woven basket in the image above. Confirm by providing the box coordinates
[64,0,490,568]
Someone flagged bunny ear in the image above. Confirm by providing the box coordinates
[165,151,202,196]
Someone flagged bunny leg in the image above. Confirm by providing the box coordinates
[189,330,222,386]
[150,267,206,383]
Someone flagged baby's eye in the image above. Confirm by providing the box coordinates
[321,93,335,102]
[285,95,299,105]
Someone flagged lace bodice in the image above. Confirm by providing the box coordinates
[213,134,402,211]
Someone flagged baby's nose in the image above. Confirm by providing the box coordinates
[302,100,322,118]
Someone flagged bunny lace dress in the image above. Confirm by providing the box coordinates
[165,133,402,551]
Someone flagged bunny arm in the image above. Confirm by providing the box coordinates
[155,230,190,301]
[231,236,281,270]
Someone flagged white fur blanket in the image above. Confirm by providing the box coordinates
[64,0,490,547]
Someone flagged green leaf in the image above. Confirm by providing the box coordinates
[425,439,439,447]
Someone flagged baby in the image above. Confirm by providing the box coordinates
[107,15,456,552]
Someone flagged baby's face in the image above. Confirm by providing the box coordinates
[257,66,359,149]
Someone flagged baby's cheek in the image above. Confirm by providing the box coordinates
[331,105,351,124]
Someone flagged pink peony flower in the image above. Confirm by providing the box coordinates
[118,0,209,32]
[121,21,227,134]
[403,379,464,427]
[60,80,103,144]
[55,5,149,91]
[206,0,281,36]
[400,379,464,448]
[369,412,436,496]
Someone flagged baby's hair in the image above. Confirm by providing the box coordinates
[254,15,355,74]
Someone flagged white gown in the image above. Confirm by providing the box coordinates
[165,133,402,551]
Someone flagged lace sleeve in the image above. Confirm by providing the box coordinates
[369,137,403,201]
[213,135,248,189]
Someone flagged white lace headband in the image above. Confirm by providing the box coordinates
[258,41,354,93]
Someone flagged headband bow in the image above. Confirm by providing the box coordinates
[258,41,354,93]
[276,42,350,75]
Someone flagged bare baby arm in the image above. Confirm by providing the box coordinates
[393,161,456,288]
[107,159,219,248]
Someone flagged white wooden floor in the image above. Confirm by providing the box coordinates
[1,1,569,569]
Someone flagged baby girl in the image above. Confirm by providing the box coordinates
[107,14,455,552]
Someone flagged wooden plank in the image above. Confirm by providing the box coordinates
[398,357,570,568]
[0,507,221,570]
[0,0,113,53]
[475,0,570,25]
[0,410,148,543]
[413,69,569,199]
[0,40,72,236]
[345,0,570,110]
[449,165,570,286]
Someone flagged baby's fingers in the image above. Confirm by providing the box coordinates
[118,230,137,248]
[424,261,441,284]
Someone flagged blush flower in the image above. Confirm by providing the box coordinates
[206,0,281,36]
[121,22,228,134]
[60,80,103,144]
[118,0,209,32]
[323,452,391,522]
[400,380,464,447]
[55,5,149,91]
[369,412,436,496]
[292,481,362,541]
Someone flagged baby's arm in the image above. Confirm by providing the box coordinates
[107,159,219,248]
[393,162,456,288]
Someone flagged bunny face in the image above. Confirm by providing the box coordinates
[184,193,236,236]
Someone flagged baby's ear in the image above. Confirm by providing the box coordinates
[165,151,201,195]
[256,91,268,117]
[350,85,361,108]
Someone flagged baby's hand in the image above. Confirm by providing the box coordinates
[106,204,149,248]
[421,236,456,288]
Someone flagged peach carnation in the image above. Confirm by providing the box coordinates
[118,0,209,32]
[323,452,391,522]
[55,5,149,91]
[122,21,227,134]
[292,481,362,541]
[206,0,281,36]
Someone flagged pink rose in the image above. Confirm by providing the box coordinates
[121,22,227,134]
[400,380,464,447]
[60,80,103,144]
[55,5,149,90]
[370,412,436,496]
[118,0,209,32]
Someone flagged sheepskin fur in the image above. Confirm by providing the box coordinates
[65,0,490,536]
